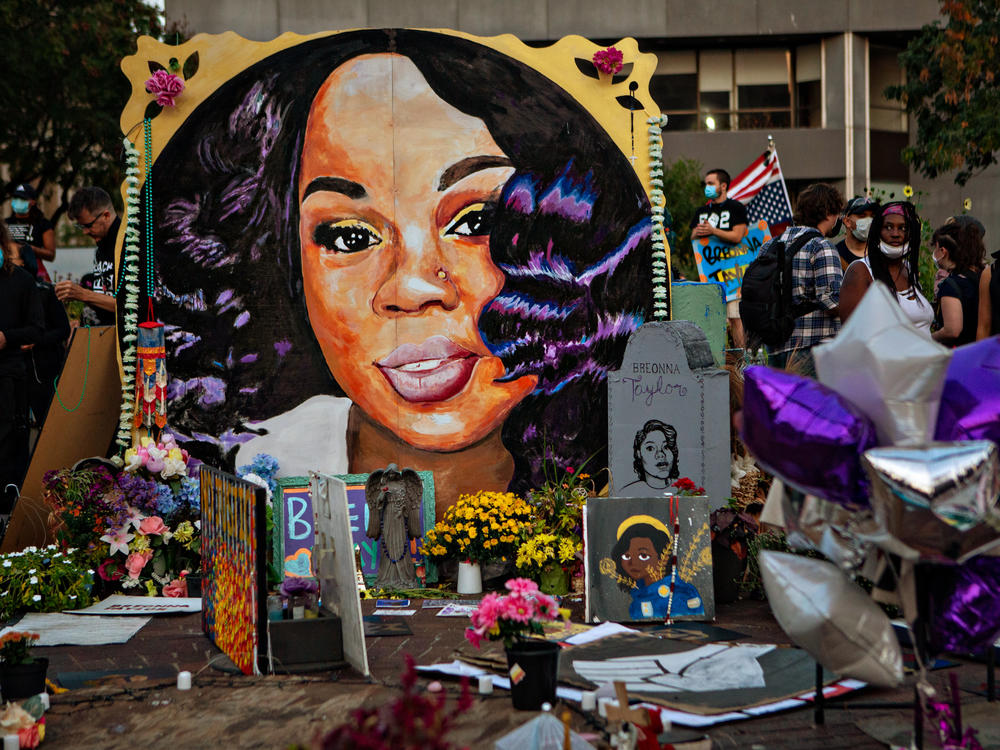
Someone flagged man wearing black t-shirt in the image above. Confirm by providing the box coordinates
[690,168,749,347]
[56,187,120,326]
[6,183,55,283]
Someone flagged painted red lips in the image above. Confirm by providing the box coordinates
[376,335,479,403]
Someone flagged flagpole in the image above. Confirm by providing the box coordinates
[768,134,794,220]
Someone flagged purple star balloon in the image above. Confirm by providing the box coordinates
[742,366,878,508]
[935,336,1000,446]
[922,556,1000,657]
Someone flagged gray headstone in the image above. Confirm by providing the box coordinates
[608,321,730,505]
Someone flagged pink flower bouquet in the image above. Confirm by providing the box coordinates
[144,70,185,107]
[465,578,562,649]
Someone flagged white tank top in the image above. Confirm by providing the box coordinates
[850,257,933,332]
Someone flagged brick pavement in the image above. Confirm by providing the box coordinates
[29,598,997,748]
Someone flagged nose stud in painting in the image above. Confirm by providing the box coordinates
[436,268,449,280]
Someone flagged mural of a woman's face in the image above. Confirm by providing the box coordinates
[299,54,537,451]
[621,536,660,585]
[639,430,674,487]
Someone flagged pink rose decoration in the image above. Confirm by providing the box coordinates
[125,551,153,579]
[138,516,168,536]
[162,578,188,598]
[144,69,185,107]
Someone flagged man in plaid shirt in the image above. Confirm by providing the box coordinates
[766,183,845,375]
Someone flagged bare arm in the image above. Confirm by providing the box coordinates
[932,296,963,342]
[977,266,993,341]
[54,280,116,313]
[838,262,872,324]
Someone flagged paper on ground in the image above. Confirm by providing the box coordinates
[371,608,416,616]
[562,621,638,645]
[2,613,150,646]
[66,595,202,615]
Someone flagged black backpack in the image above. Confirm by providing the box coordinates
[739,229,822,348]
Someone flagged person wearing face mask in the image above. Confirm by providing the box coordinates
[930,222,984,347]
[839,201,932,331]
[5,184,55,283]
[691,169,749,348]
[834,196,878,271]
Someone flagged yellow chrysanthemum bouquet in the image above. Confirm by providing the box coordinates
[515,533,581,577]
[421,491,534,565]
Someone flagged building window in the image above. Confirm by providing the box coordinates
[651,45,821,131]
[870,45,907,133]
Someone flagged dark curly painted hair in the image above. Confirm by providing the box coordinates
[134,29,654,492]
[631,419,679,482]
[865,201,926,307]
[612,521,670,592]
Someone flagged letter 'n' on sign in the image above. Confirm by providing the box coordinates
[606,322,730,504]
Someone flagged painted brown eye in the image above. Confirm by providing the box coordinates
[444,202,496,238]
[313,220,382,253]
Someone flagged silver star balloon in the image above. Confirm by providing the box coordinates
[862,441,1000,563]
[814,282,951,447]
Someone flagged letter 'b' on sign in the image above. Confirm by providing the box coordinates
[288,496,313,540]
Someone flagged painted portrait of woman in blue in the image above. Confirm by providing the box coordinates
[612,515,704,619]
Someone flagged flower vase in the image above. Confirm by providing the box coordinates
[538,564,569,596]
[505,639,560,710]
[0,658,48,702]
[456,561,482,595]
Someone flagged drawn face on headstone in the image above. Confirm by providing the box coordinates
[621,536,660,585]
[639,430,675,486]
[298,53,537,452]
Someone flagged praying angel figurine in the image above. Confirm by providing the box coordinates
[365,464,423,590]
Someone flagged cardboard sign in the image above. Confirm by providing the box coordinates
[671,282,727,366]
[275,473,436,583]
[692,222,772,302]
[607,321,730,506]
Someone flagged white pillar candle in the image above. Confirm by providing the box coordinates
[477,674,494,695]
[38,692,50,710]
[177,671,192,690]
[580,691,597,711]
[3,735,19,750]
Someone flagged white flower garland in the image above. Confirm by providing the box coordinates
[115,136,143,453]
[647,114,670,319]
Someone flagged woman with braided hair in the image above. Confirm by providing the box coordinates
[838,201,932,331]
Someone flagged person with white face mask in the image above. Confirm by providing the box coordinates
[839,201,933,332]
[5,184,55,283]
[834,196,878,271]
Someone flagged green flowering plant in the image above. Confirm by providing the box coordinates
[0,545,95,621]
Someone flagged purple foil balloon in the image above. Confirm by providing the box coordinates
[742,366,878,508]
[923,556,1000,656]
[935,337,1000,446]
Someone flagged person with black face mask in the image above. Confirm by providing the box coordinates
[834,196,878,271]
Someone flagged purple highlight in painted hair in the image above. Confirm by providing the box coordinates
[505,175,537,214]
[579,220,650,285]
[537,167,595,223]
[234,311,250,328]
[216,289,234,306]
[240,353,259,364]
[274,340,292,357]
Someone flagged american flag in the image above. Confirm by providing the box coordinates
[728,149,794,235]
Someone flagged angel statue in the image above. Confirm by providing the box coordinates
[365,465,424,590]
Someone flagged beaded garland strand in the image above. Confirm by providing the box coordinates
[647,114,670,320]
[664,494,679,624]
[114,124,150,454]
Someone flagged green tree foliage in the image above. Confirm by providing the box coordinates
[887,0,1000,186]
[661,157,705,281]
[0,1,178,222]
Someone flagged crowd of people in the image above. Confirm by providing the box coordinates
[691,168,999,371]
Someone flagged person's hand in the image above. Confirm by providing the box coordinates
[691,222,715,239]
[0,331,6,350]
[55,279,84,302]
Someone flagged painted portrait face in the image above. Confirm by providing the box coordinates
[881,214,907,247]
[299,54,537,451]
[639,430,674,485]
[621,536,661,584]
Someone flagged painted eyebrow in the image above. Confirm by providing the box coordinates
[438,155,513,192]
[302,176,367,201]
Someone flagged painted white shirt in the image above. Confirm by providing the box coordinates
[236,395,352,477]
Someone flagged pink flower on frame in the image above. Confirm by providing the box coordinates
[592,46,624,75]
[144,69,185,107]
